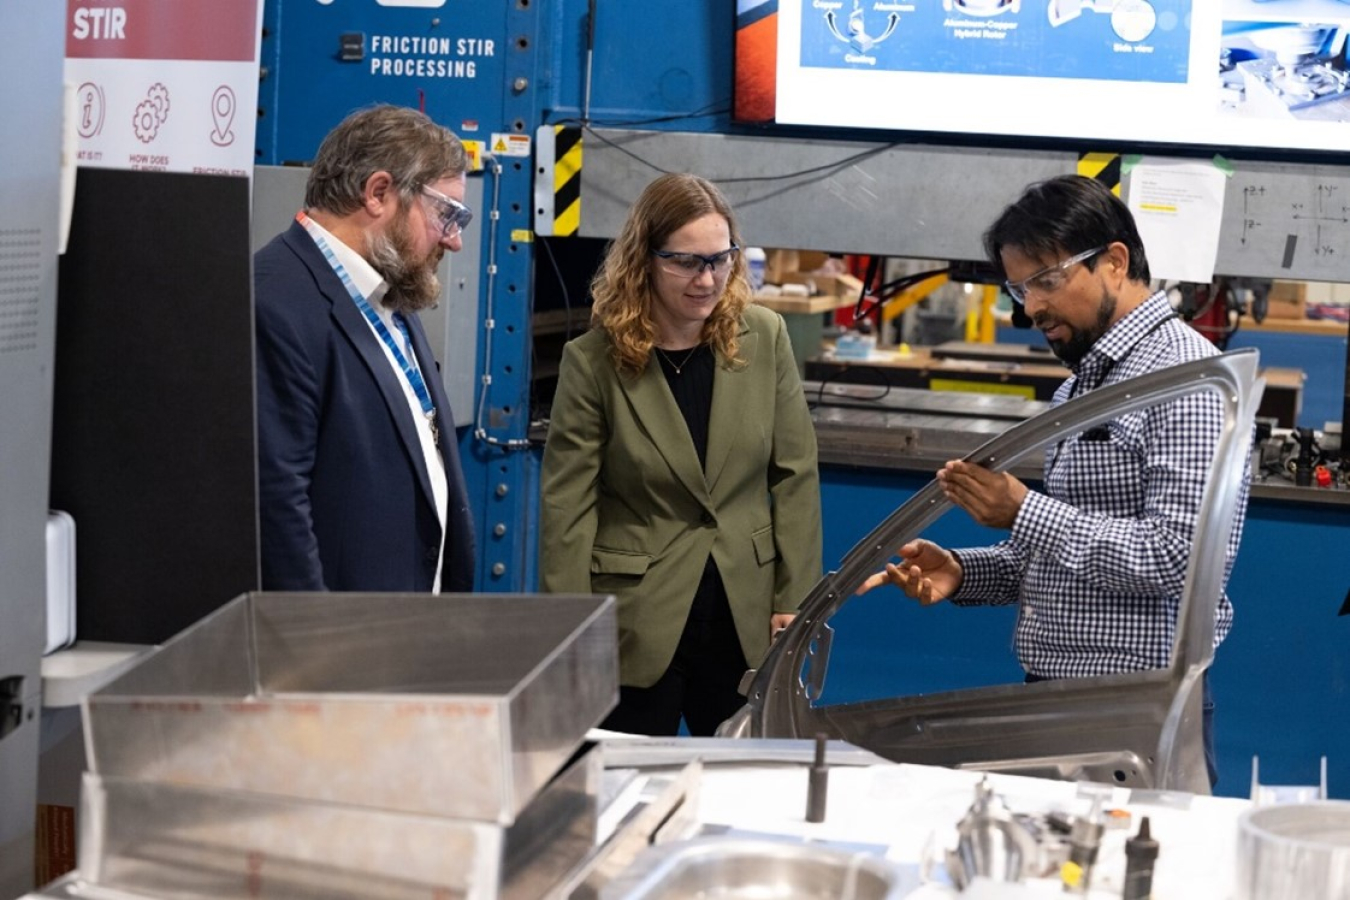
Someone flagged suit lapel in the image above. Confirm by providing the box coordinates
[705,321,756,492]
[618,356,713,509]
[289,224,438,510]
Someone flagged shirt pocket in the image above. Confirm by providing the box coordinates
[1059,431,1145,509]
[751,524,778,567]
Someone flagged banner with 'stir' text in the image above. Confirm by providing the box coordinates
[65,0,263,177]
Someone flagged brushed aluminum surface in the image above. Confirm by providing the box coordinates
[83,592,617,824]
[1236,801,1350,900]
[70,746,598,900]
[598,837,913,900]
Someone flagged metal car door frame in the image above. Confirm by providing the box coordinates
[723,350,1263,796]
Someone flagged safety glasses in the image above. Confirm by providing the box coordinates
[420,185,474,238]
[652,245,740,279]
[1004,246,1106,305]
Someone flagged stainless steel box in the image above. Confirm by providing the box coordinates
[76,745,600,900]
[82,592,617,824]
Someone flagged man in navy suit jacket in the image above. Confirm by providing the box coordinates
[254,105,476,593]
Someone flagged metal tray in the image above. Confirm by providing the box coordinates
[598,837,913,900]
[72,745,599,900]
[82,592,617,823]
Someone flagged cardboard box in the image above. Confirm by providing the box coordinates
[763,249,834,286]
[1265,281,1307,319]
[778,271,864,300]
[764,249,798,285]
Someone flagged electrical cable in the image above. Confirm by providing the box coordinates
[810,363,892,411]
[852,266,953,330]
[852,255,883,326]
[551,99,730,131]
[537,236,577,342]
[530,236,577,434]
[582,0,596,125]
[564,122,900,184]
[473,152,532,451]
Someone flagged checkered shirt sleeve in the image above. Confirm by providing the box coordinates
[949,292,1247,678]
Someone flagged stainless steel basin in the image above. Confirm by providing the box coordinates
[600,837,911,900]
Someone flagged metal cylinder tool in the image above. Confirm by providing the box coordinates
[806,733,829,823]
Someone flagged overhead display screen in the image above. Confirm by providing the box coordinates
[736,1,1350,155]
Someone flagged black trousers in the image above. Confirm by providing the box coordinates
[602,601,749,737]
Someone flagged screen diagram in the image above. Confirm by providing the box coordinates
[768,0,1350,154]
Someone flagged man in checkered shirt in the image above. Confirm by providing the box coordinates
[860,175,1250,787]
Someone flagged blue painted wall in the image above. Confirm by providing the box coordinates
[1227,327,1348,430]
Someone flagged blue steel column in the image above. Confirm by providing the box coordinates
[459,0,543,592]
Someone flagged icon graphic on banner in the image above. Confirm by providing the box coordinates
[133,82,171,144]
[210,86,237,146]
[825,1,897,54]
[77,82,106,138]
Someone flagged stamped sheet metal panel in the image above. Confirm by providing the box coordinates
[83,592,617,824]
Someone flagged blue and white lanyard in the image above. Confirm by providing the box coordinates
[297,212,439,446]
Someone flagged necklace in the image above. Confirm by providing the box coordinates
[654,344,700,375]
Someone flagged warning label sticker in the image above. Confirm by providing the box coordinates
[490,133,531,157]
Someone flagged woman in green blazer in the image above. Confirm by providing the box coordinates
[540,173,823,735]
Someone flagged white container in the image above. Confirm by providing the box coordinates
[745,246,767,293]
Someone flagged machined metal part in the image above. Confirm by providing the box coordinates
[723,350,1264,796]
[947,777,1041,888]
[564,760,704,900]
[1236,801,1350,899]
[596,736,886,770]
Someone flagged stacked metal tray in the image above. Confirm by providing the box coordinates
[59,591,618,899]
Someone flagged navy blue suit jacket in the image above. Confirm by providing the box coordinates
[254,220,476,593]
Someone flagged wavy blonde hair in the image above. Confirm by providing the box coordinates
[590,173,751,378]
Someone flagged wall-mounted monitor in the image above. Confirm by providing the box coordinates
[735,0,1350,156]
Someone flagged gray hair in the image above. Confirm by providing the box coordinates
[304,104,467,215]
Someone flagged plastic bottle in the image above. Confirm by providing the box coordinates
[745,246,767,293]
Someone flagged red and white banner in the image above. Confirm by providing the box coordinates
[65,0,263,177]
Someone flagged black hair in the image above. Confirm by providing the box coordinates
[982,175,1150,283]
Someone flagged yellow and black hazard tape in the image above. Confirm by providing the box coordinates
[553,125,582,237]
[1077,152,1121,197]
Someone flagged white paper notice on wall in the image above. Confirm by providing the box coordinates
[1126,157,1230,285]
[64,0,264,178]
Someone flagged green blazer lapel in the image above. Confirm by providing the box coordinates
[705,323,758,493]
[618,356,712,506]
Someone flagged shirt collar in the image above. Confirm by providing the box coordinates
[1073,290,1172,377]
[302,214,390,308]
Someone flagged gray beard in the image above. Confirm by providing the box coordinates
[366,219,442,314]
